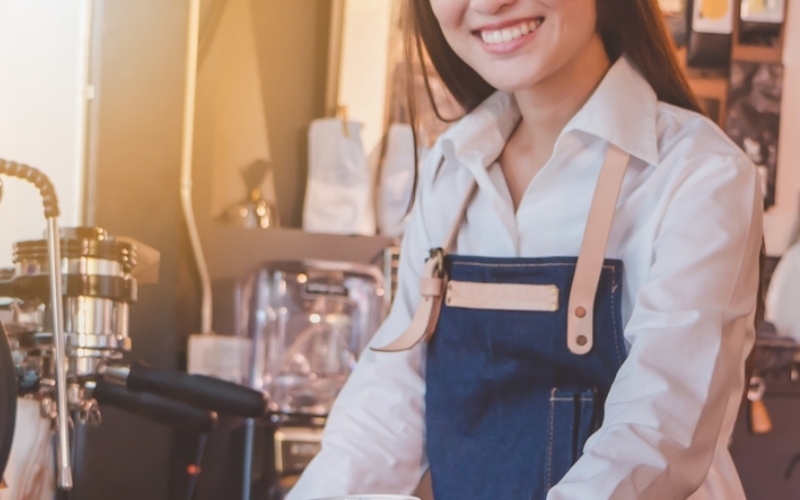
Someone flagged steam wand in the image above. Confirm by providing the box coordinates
[0,159,72,489]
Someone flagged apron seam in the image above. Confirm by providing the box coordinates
[450,262,618,271]
[546,388,557,496]
[609,266,624,366]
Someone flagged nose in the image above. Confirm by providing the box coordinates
[471,0,518,15]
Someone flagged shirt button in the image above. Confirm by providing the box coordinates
[575,306,587,318]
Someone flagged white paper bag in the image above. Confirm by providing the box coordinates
[303,119,375,236]
[377,124,417,238]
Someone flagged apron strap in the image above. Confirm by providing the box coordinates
[372,184,477,352]
[566,144,630,354]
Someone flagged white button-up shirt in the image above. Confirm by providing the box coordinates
[288,57,763,500]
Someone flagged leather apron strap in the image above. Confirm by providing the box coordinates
[566,145,630,354]
[372,182,478,353]
[373,144,630,354]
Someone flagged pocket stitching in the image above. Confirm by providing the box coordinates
[546,388,557,495]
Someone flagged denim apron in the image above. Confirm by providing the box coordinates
[375,144,631,499]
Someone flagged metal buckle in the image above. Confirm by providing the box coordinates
[428,248,445,278]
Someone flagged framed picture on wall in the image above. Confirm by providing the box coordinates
[725,60,784,208]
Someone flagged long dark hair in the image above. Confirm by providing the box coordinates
[401,0,704,211]
[405,0,703,124]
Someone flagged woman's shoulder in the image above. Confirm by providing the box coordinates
[655,101,751,167]
[652,101,760,202]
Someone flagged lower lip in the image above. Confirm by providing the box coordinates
[477,23,542,55]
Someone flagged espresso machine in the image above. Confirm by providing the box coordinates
[235,259,387,498]
[0,158,268,495]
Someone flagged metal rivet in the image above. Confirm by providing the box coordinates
[550,304,558,312]
[575,306,586,318]
[551,287,558,296]
[577,335,588,346]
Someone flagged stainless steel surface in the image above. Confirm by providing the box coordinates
[16,256,123,278]
[64,297,115,335]
[46,217,73,489]
[70,356,104,379]
[201,225,395,281]
[97,364,130,385]
[9,228,138,379]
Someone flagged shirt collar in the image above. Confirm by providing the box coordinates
[564,56,659,166]
[437,90,520,177]
[435,56,660,174]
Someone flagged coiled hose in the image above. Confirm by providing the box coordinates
[0,159,60,217]
[0,157,71,488]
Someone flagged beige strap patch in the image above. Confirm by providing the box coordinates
[445,281,559,312]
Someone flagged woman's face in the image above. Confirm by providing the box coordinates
[429,0,602,92]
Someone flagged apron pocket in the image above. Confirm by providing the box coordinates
[544,388,598,492]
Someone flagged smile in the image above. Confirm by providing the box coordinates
[479,18,544,45]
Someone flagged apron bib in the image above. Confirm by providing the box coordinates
[375,145,632,499]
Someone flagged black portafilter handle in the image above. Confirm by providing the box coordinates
[92,379,217,433]
[100,361,266,418]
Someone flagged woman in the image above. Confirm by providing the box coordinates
[289,0,762,498]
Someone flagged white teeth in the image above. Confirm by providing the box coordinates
[481,19,542,45]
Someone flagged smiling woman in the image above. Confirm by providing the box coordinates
[288,0,764,499]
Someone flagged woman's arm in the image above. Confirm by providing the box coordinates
[286,190,432,499]
[548,153,763,499]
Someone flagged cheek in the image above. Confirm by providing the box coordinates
[538,0,598,62]
[429,0,465,33]
[429,0,473,62]
[557,0,598,34]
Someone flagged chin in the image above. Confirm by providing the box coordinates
[478,65,551,94]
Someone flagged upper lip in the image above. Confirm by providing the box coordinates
[472,16,543,32]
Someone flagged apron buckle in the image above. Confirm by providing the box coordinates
[429,247,445,278]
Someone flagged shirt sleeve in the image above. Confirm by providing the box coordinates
[547,153,763,499]
[286,188,432,500]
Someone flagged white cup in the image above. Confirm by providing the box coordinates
[311,496,420,500]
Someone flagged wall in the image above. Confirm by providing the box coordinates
[78,1,192,498]
[0,0,90,265]
[337,0,394,159]
[189,0,332,229]
[763,0,800,255]
[249,0,332,227]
